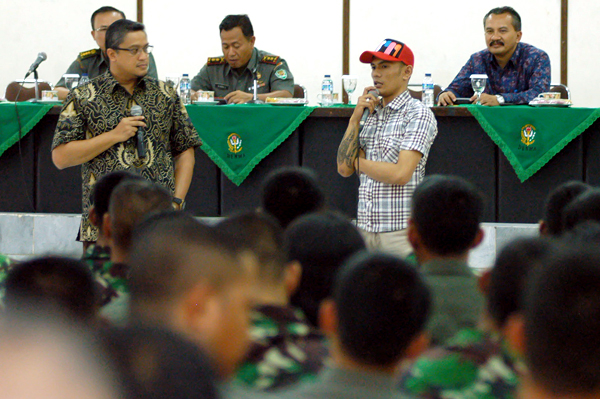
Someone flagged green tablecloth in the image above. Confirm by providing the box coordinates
[186,104,316,185]
[0,102,56,158]
[466,105,600,182]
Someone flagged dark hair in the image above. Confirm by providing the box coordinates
[4,256,97,322]
[487,237,553,327]
[334,251,430,367]
[109,180,173,253]
[525,246,600,395]
[91,171,144,228]
[484,6,522,31]
[563,188,600,232]
[261,167,326,229]
[411,175,484,256]
[106,19,145,51]
[286,211,365,327]
[542,181,589,236]
[218,211,285,283]
[99,324,219,399]
[219,14,254,38]
[91,6,125,30]
[561,220,600,246]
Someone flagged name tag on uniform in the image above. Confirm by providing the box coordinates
[216,83,228,90]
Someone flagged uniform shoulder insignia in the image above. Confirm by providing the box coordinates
[79,49,99,60]
[260,55,280,65]
[207,56,226,66]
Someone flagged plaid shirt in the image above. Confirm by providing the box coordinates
[357,90,437,233]
[444,42,550,104]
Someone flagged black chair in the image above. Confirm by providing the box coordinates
[549,83,571,100]
[5,81,52,102]
[407,84,443,101]
[293,84,307,99]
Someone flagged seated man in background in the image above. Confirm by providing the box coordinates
[218,211,327,391]
[55,6,158,100]
[285,251,430,399]
[438,6,550,106]
[408,175,485,344]
[191,14,294,103]
[562,188,600,232]
[538,180,589,236]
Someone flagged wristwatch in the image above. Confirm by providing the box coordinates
[496,95,505,105]
[172,197,185,210]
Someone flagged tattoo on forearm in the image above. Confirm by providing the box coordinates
[337,127,359,168]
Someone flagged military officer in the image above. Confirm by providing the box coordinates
[55,6,158,100]
[191,14,294,104]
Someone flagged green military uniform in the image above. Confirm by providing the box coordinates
[191,48,294,97]
[55,48,158,87]
[0,254,15,310]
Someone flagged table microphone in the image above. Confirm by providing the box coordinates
[25,52,47,78]
[130,105,146,158]
[359,89,379,130]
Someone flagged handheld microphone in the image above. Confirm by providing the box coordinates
[359,89,379,129]
[130,105,147,158]
[26,52,47,77]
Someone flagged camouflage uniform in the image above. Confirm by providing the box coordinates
[190,48,294,97]
[235,305,328,391]
[398,328,520,399]
[55,48,158,87]
[0,254,14,309]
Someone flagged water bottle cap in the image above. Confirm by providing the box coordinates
[425,73,431,77]
[324,74,331,78]
[183,73,189,77]
[82,73,89,77]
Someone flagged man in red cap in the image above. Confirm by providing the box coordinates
[337,39,438,258]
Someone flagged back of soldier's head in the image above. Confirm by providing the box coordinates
[218,211,285,285]
[260,167,326,229]
[562,188,600,233]
[411,175,484,256]
[108,180,173,253]
[334,251,430,367]
[285,211,365,327]
[524,246,600,396]
[541,181,589,236]
[4,256,97,323]
[92,171,144,227]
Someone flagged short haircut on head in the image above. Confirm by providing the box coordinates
[562,188,600,232]
[92,171,144,227]
[411,175,484,256]
[525,246,600,395]
[487,237,553,328]
[484,6,522,31]
[261,167,326,229]
[219,14,254,38]
[91,6,125,29]
[542,180,589,236]
[218,211,285,284]
[286,211,365,327]
[334,251,430,367]
[4,256,97,322]
[105,19,145,51]
[108,179,173,253]
[128,211,242,318]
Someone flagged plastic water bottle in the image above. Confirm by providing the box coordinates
[180,73,191,105]
[422,73,434,107]
[321,74,334,106]
[79,73,90,86]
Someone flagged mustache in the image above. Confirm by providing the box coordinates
[490,40,504,46]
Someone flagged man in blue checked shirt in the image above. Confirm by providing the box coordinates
[439,6,550,106]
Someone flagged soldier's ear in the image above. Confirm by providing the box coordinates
[250,36,256,47]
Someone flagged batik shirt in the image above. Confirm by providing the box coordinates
[398,328,520,399]
[358,90,437,233]
[52,72,202,241]
[235,305,328,391]
[444,42,550,104]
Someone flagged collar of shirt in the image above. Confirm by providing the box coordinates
[420,258,475,277]
[374,89,412,113]
[106,71,150,94]
[487,42,523,70]
[223,48,259,77]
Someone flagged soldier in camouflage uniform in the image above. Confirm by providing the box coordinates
[0,254,14,309]
[55,6,158,100]
[191,14,294,104]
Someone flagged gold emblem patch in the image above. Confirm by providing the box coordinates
[228,133,243,154]
[521,124,536,146]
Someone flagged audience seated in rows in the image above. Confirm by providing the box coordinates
[218,211,328,391]
[538,180,589,236]
[408,175,486,344]
[285,211,366,328]
[562,187,600,232]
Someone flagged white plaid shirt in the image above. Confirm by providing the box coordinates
[357,90,438,233]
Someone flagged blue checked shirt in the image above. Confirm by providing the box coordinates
[444,42,551,104]
[357,90,438,233]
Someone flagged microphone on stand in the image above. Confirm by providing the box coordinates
[130,105,147,158]
[25,52,47,78]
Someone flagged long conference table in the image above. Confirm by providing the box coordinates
[1,102,600,224]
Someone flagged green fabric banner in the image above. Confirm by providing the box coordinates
[186,104,316,185]
[466,105,600,182]
[0,102,55,158]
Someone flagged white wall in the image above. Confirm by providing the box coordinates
[0,0,595,106]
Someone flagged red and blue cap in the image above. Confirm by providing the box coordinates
[359,38,414,66]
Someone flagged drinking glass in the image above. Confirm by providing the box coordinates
[470,74,488,105]
[166,76,180,91]
[63,74,80,90]
[342,75,358,104]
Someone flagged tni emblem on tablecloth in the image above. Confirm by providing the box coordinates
[521,124,536,146]
[228,133,243,154]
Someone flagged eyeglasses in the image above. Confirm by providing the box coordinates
[93,27,109,32]
[112,45,154,56]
